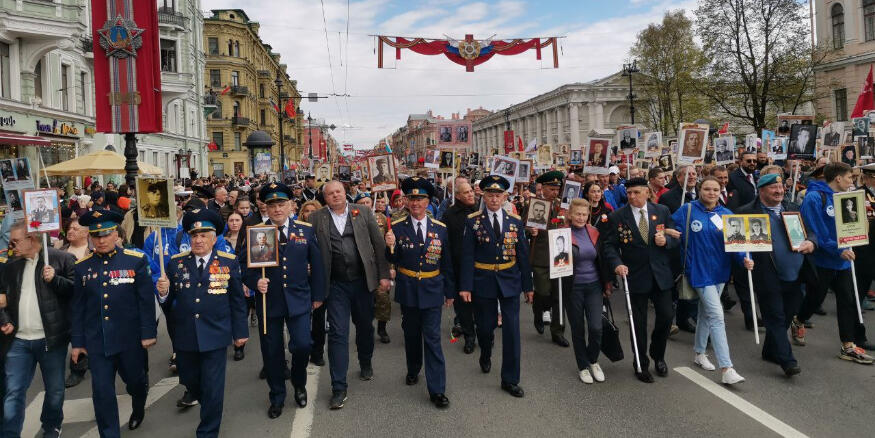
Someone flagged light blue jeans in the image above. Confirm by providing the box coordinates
[694,284,733,369]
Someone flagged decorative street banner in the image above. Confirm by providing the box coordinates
[377,34,559,72]
[92,0,162,133]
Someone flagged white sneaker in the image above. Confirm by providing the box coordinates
[578,369,594,384]
[721,368,745,385]
[694,353,716,371]
[590,363,605,382]
[543,311,552,324]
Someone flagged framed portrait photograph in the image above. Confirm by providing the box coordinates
[569,149,582,165]
[714,136,735,164]
[439,149,455,170]
[723,214,772,253]
[314,164,332,187]
[644,132,662,157]
[584,138,611,174]
[246,225,280,268]
[438,124,453,144]
[560,180,581,209]
[468,152,480,167]
[537,144,553,166]
[0,159,15,183]
[491,156,519,189]
[761,130,776,154]
[136,177,176,228]
[781,212,807,251]
[554,153,567,167]
[841,144,858,167]
[852,117,871,138]
[857,136,875,159]
[678,124,708,163]
[525,197,550,230]
[517,159,532,181]
[744,133,759,152]
[456,125,469,144]
[788,124,817,159]
[4,189,24,219]
[368,154,398,192]
[547,228,573,279]
[23,189,61,233]
[336,165,352,181]
[3,157,33,191]
[424,149,440,169]
[617,126,638,152]
[657,154,675,172]
[770,137,788,161]
[822,122,845,147]
[834,190,869,248]
[777,114,813,136]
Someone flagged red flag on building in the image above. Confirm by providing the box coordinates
[92,1,162,133]
[851,65,874,119]
[517,136,523,151]
[220,85,231,95]
[285,99,296,118]
[503,130,514,154]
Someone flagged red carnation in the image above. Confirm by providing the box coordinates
[352,209,360,217]
[29,220,41,229]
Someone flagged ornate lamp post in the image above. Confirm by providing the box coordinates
[622,59,639,125]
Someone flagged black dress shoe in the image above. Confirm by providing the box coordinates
[294,387,307,408]
[177,390,198,408]
[378,330,391,344]
[128,407,144,430]
[635,370,655,383]
[479,357,491,373]
[678,320,696,333]
[551,334,570,347]
[65,372,85,388]
[309,354,325,366]
[782,364,802,377]
[360,365,373,381]
[267,404,283,419]
[463,338,475,354]
[534,320,545,334]
[814,307,826,316]
[405,374,418,385]
[451,324,463,338]
[329,390,347,410]
[233,347,245,361]
[430,393,450,408]
[500,382,524,398]
[654,360,668,377]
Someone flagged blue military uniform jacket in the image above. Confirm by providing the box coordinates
[385,216,455,308]
[242,220,325,318]
[162,250,248,352]
[72,248,157,356]
[459,209,533,298]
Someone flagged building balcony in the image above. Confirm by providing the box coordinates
[158,7,188,30]
[231,116,250,127]
[230,85,249,96]
[81,37,92,53]
[257,70,271,78]
[161,71,193,100]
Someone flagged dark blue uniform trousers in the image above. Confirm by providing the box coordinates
[756,278,802,368]
[88,347,148,438]
[176,348,227,438]
[473,295,521,385]
[258,312,311,405]
[401,306,446,395]
[326,278,374,391]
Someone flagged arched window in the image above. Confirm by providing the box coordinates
[865,0,875,41]
[832,3,845,49]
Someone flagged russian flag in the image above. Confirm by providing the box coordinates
[270,99,280,113]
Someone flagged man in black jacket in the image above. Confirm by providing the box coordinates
[728,152,759,207]
[441,179,478,354]
[0,221,76,438]
[658,165,697,214]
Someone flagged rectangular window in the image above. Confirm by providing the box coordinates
[260,109,266,126]
[0,42,9,99]
[212,131,223,149]
[34,60,42,99]
[234,132,241,151]
[866,2,875,42]
[152,151,158,165]
[835,88,848,121]
[139,150,145,162]
[79,71,86,113]
[60,65,69,111]
[231,71,239,86]
[208,37,219,55]
[209,69,221,88]
[259,83,265,98]
[160,39,177,72]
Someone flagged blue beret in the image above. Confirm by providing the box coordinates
[757,173,782,189]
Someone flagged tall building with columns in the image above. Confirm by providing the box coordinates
[471,72,634,156]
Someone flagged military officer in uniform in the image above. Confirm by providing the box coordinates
[71,210,156,437]
[243,182,325,418]
[156,209,248,437]
[459,175,534,398]
[384,177,455,408]
[524,171,570,346]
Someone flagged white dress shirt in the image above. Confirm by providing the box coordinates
[329,204,350,234]
[632,204,649,226]
[411,216,428,237]
[196,251,213,271]
[487,208,504,232]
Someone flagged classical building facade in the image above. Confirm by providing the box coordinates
[471,73,634,156]
[386,108,485,164]
[814,0,875,121]
[0,0,98,190]
[203,9,303,177]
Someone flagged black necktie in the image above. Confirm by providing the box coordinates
[279,225,287,244]
[198,258,205,276]
[417,222,424,244]
[492,212,501,238]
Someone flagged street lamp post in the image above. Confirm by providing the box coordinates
[622,59,639,125]
[274,73,285,182]
[307,112,313,161]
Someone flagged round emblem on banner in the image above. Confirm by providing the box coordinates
[826,205,835,217]
[458,40,482,60]
[180,243,191,253]
[691,220,703,232]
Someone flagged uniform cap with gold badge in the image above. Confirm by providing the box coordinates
[258,182,293,204]
[858,162,875,176]
[535,171,565,186]
[479,175,511,193]
[182,208,223,235]
[79,209,124,237]
[400,176,435,199]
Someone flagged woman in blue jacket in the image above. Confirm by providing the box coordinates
[671,177,753,385]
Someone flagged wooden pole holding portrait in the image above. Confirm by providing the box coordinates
[246,224,280,335]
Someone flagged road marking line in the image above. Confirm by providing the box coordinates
[674,367,808,438]
[80,376,179,438]
[290,363,322,438]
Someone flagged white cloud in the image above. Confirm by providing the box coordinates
[201,0,695,148]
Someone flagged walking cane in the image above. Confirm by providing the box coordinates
[622,275,642,374]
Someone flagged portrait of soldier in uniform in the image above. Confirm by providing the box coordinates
[247,226,279,267]
[141,181,170,219]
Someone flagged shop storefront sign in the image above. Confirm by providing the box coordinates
[0,115,16,128]
[36,120,80,138]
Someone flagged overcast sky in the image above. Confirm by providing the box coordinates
[200,0,696,148]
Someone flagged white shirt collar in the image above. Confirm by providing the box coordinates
[411,215,427,231]
[632,204,648,222]
[487,208,503,231]
[196,251,212,266]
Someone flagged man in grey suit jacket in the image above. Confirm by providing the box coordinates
[310,180,391,410]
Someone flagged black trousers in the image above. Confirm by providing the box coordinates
[757,277,802,367]
[798,266,858,343]
[628,284,674,369]
[853,249,872,344]
[311,304,326,359]
[452,294,476,339]
[566,281,603,370]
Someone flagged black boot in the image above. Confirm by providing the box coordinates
[377,321,390,344]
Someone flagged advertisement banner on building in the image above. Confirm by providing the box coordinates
[92,1,163,133]
[254,152,272,175]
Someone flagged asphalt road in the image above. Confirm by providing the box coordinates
[18,285,875,437]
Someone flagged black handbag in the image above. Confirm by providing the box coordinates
[600,298,624,362]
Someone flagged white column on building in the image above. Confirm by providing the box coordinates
[535,111,542,146]
[587,102,596,133]
[544,109,552,146]
[569,103,581,151]
[596,103,605,129]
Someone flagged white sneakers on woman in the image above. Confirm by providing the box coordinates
[590,363,605,382]
[721,368,745,385]
[694,353,716,371]
[579,369,594,384]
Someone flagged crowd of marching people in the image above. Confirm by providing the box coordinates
[0,150,873,437]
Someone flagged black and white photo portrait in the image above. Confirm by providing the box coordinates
[789,124,817,158]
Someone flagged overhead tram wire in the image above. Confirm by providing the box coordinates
[319,0,348,139]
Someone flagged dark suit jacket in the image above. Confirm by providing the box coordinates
[603,202,678,294]
[310,204,390,297]
[728,168,757,207]
[658,186,695,214]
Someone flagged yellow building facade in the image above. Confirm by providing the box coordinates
[203,9,304,177]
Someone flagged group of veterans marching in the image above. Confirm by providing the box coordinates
[0,155,874,438]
